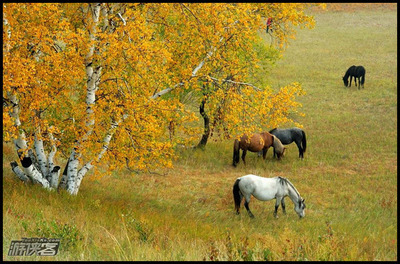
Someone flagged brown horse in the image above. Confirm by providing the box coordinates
[232,132,274,167]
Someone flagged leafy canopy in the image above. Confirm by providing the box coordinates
[3,3,324,173]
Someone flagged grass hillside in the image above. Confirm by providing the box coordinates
[3,5,397,261]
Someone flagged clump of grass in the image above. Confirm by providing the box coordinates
[25,218,83,251]
[121,212,154,243]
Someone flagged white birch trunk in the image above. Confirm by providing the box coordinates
[47,130,57,183]
[66,150,80,194]
[21,160,51,189]
[101,5,110,31]
[66,3,102,195]
[5,6,54,191]
[34,130,49,178]
[72,163,93,195]
[49,166,61,189]
[10,112,55,190]
[8,92,21,127]
[8,93,48,188]
[14,135,51,189]
[85,66,102,135]
[28,149,41,172]
[11,131,52,189]
[3,6,12,53]
[13,136,50,189]
[10,162,31,183]
[58,161,69,191]
[8,90,52,189]
[71,116,126,195]
[84,3,101,137]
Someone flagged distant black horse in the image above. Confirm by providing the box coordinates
[269,128,307,159]
[342,65,366,89]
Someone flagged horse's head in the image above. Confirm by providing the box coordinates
[295,198,306,218]
[281,147,287,156]
[342,76,348,87]
[276,147,286,160]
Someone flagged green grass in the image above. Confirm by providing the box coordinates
[3,6,397,261]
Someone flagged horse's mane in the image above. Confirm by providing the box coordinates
[278,176,301,198]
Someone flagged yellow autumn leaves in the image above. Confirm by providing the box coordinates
[3,3,322,173]
[203,81,305,141]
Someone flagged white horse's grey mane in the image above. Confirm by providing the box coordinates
[278,176,301,199]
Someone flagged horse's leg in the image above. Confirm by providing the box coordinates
[262,148,268,160]
[236,192,243,215]
[295,140,303,159]
[349,76,352,87]
[354,77,358,87]
[281,197,286,215]
[274,196,282,218]
[241,149,247,165]
[244,195,254,218]
[357,77,360,89]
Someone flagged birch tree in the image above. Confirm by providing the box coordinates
[3,3,324,195]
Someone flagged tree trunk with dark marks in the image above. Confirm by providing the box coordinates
[196,96,210,149]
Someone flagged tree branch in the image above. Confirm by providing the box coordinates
[72,114,128,195]
[208,76,262,91]
[150,19,241,100]
[180,4,201,25]
[150,83,185,99]
[117,12,126,25]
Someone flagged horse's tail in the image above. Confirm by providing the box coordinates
[233,178,242,213]
[232,139,240,167]
[361,73,365,85]
[301,130,307,153]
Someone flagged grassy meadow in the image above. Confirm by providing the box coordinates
[3,5,397,261]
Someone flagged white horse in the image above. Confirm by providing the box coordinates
[232,174,306,218]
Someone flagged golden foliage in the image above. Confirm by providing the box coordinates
[3,3,321,173]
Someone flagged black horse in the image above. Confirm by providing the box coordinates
[269,128,307,159]
[342,65,366,89]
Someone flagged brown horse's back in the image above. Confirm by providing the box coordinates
[233,132,274,166]
[260,132,274,148]
[239,132,273,152]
